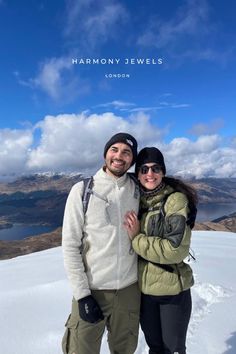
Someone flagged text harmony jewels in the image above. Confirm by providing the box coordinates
[72,58,163,65]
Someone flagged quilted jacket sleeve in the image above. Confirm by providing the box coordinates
[62,182,91,300]
[132,192,191,264]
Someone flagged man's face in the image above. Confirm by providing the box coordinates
[105,142,133,177]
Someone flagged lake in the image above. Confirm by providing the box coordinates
[197,203,236,222]
[0,202,236,241]
[0,224,58,241]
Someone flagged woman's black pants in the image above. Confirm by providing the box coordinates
[140,289,192,354]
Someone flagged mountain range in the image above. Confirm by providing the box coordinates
[0,174,236,260]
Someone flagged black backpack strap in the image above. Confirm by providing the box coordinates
[82,177,94,214]
[127,172,140,200]
[138,206,148,220]
[79,177,94,255]
[127,172,138,183]
[186,205,197,229]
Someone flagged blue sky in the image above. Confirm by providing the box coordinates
[0,0,236,178]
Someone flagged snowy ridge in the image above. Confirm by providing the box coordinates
[0,231,236,354]
[33,171,84,178]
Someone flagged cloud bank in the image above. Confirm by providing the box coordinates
[0,112,235,179]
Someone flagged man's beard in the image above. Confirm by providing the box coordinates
[105,164,126,177]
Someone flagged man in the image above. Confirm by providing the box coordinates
[62,133,140,354]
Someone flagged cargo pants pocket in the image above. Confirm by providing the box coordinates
[127,311,139,352]
[62,314,79,354]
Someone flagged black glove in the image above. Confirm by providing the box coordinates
[78,295,104,323]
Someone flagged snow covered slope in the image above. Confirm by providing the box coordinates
[0,231,235,354]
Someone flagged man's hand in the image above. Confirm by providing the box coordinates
[78,295,104,323]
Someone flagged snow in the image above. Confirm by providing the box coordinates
[0,231,236,354]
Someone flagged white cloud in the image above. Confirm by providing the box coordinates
[165,135,221,161]
[31,57,90,101]
[189,118,225,135]
[230,136,236,147]
[0,129,33,175]
[34,57,70,99]
[13,71,34,88]
[95,100,136,110]
[0,113,235,178]
[15,58,74,100]
[128,106,163,113]
[64,0,128,50]
[137,0,210,49]
[95,98,190,113]
[26,112,164,174]
[171,103,190,108]
[161,135,236,178]
[136,0,234,64]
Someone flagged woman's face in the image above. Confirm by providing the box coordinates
[138,162,164,190]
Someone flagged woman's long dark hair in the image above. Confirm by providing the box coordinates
[163,176,198,228]
[163,176,198,207]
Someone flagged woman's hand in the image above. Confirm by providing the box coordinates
[124,211,140,240]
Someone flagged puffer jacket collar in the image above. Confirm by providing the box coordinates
[140,184,174,210]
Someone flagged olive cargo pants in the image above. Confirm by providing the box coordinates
[62,282,141,354]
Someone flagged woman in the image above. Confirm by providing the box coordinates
[124,147,197,354]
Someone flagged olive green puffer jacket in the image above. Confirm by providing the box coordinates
[132,184,194,296]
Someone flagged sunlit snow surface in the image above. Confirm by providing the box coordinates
[1,231,236,354]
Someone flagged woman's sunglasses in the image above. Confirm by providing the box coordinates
[139,164,162,175]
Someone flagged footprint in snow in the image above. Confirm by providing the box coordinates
[188,280,233,339]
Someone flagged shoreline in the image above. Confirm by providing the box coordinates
[0,222,13,230]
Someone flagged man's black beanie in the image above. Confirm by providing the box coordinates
[103,132,138,166]
[135,147,166,175]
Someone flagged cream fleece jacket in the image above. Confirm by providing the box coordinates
[62,168,139,300]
